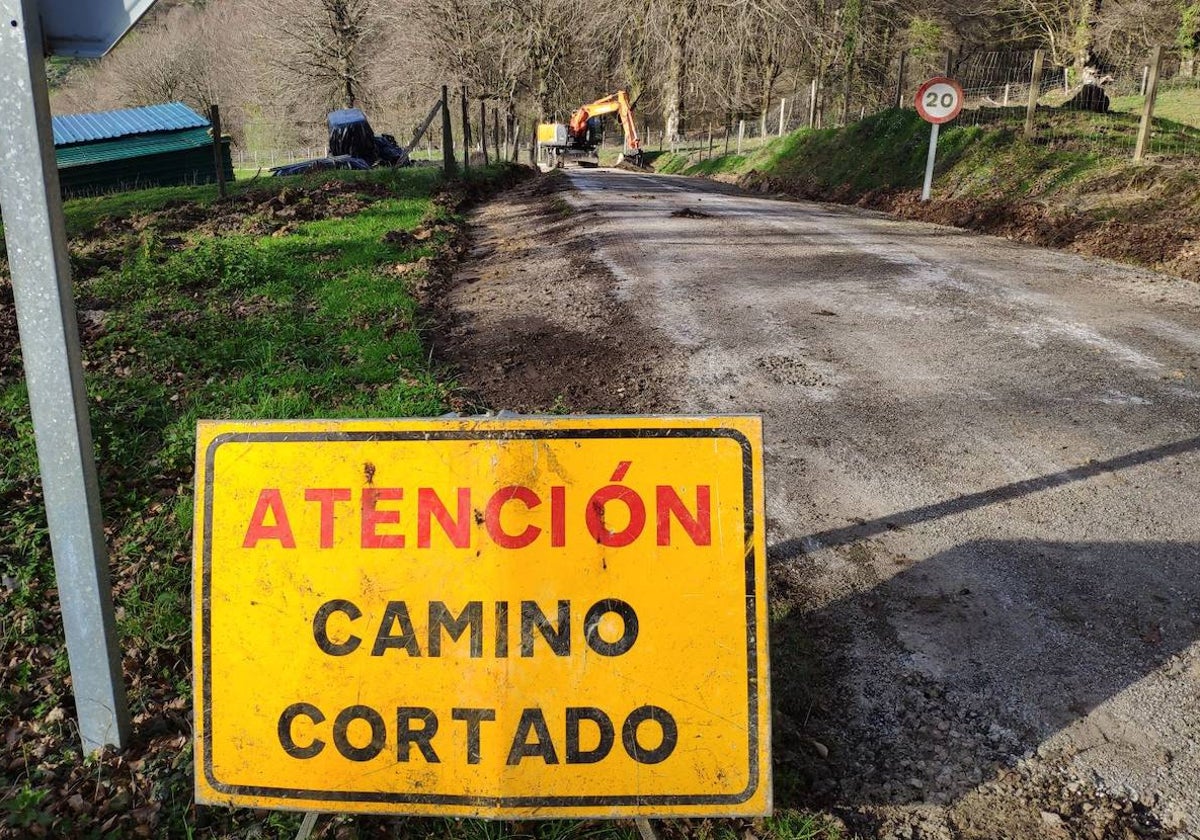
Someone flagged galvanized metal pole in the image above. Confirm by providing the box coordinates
[921,122,940,202]
[0,0,129,753]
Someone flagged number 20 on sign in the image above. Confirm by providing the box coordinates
[193,416,771,817]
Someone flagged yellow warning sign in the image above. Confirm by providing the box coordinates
[193,416,770,817]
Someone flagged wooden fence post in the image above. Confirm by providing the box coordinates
[737,119,745,155]
[460,86,471,171]
[895,51,907,108]
[1134,45,1164,162]
[208,104,226,198]
[492,107,500,164]
[708,125,714,158]
[1025,50,1044,136]
[441,85,456,175]
[479,100,488,164]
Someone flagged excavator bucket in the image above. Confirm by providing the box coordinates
[616,147,647,170]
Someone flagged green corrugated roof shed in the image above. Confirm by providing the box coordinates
[54,105,234,197]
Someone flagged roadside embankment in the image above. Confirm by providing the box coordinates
[651,108,1200,281]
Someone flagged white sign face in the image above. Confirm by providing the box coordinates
[38,0,158,57]
[915,77,964,125]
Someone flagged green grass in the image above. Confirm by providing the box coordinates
[0,163,526,838]
[1111,80,1200,128]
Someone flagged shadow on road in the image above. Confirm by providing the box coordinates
[766,436,1200,816]
[771,537,1200,811]
[770,434,1200,560]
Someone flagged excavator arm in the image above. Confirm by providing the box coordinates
[568,91,641,154]
[538,89,643,168]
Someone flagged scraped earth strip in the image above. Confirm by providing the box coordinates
[429,173,686,414]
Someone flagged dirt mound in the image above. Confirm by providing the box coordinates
[740,167,1200,282]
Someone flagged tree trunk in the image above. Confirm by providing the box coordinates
[620,9,648,103]
[663,34,685,140]
[1072,0,1103,85]
[759,58,779,138]
[661,0,696,142]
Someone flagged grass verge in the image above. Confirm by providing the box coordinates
[0,163,527,838]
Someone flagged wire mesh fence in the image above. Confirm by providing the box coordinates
[607,44,1200,168]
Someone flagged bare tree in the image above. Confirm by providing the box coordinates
[256,0,382,110]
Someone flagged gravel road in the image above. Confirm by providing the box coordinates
[443,169,1200,839]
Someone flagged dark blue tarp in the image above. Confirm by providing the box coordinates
[327,109,368,130]
[270,155,371,177]
[326,109,410,166]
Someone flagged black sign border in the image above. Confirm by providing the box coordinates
[199,425,764,808]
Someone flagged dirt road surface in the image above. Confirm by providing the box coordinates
[438,169,1200,839]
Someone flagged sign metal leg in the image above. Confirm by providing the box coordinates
[921,121,940,202]
[294,812,320,840]
[635,817,662,840]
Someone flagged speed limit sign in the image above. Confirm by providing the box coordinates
[914,76,963,202]
[915,77,964,124]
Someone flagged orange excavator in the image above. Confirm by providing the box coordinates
[537,90,644,168]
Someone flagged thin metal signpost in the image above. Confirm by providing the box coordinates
[922,122,941,202]
[0,0,130,752]
[914,76,964,203]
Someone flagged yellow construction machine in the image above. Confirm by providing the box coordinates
[537,90,644,168]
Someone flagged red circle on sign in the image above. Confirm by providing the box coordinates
[915,76,964,124]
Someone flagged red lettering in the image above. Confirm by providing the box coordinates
[242,489,296,549]
[485,487,541,549]
[656,486,711,546]
[586,485,646,547]
[417,488,471,548]
[362,488,405,549]
[550,486,566,548]
[305,488,351,549]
